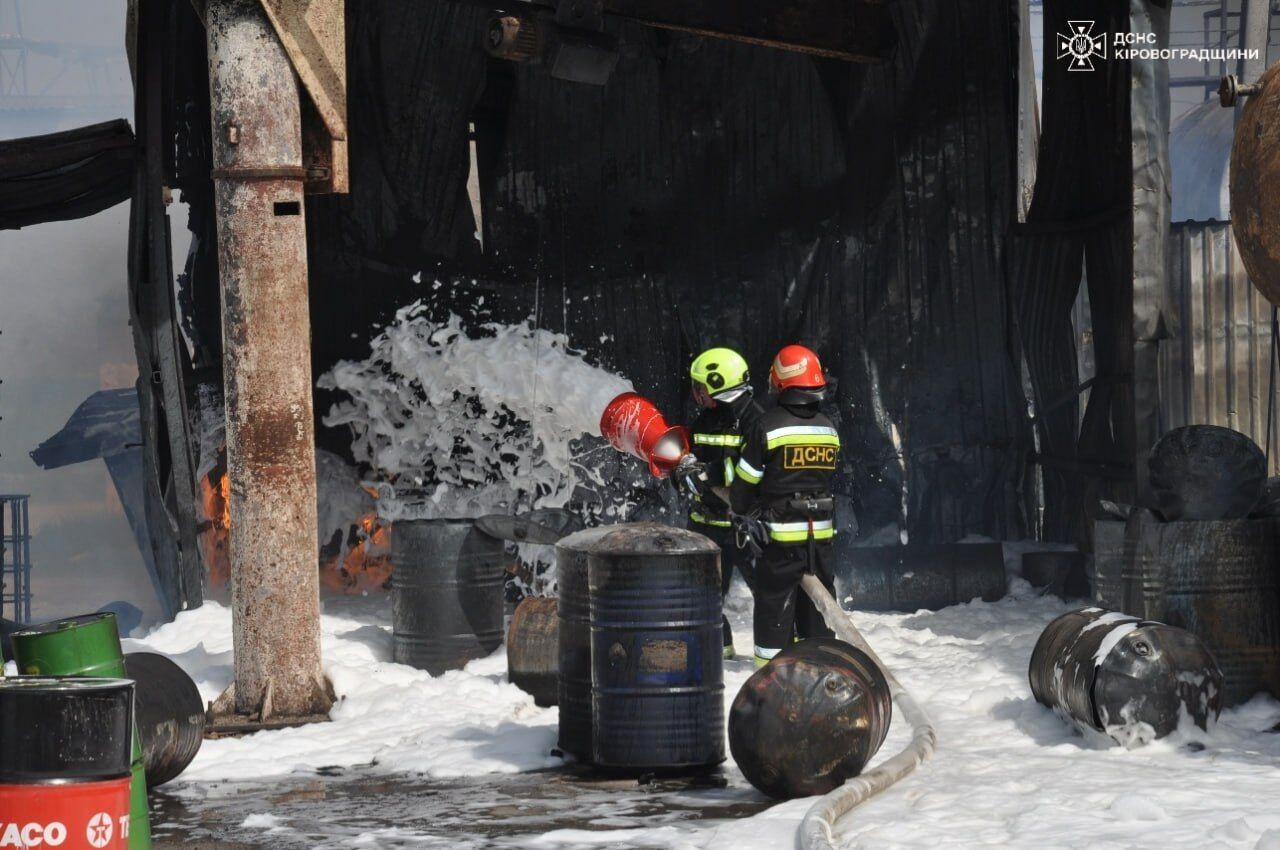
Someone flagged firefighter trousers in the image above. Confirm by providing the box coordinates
[690,522,756,647]
[752,537,835,663]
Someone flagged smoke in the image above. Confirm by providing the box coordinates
[0,0,157,627]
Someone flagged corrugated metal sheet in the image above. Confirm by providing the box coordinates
[1160,222,1280,469]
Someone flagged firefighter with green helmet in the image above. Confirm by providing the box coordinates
[684,346,763,658]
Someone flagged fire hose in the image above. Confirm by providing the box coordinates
[797,574,937,850]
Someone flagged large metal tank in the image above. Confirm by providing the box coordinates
[1029,607,1223,747]
[392,519,506,675]
[836,542,1005,612]
[588,523,724,772]
[506,597,558,707]
[1158,518,1280,706]
[729,638,891,800]
[554,525,614,760]
[124,652,206,787]
[1231,63,1280,307]
[0,677,135,850]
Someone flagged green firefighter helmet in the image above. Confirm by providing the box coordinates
[690,347,751,409]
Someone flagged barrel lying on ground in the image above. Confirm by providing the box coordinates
[392,518,506,675]
[555,526,614,760]
[729,638,891,800]
[507,597,558,707]
[836,542,1005,612]
[124,652,205,787]
[0,677,135,850]
[588,523,724,773]
[1028,607,1223,747]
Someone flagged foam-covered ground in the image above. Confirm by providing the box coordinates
[128,582,1280,849]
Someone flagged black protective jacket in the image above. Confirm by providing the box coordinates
[687,399,764,527]
[730,401,840,543]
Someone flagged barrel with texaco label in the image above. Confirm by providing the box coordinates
[0,677,134,849]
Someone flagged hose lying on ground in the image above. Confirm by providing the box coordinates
[798,574,938,850]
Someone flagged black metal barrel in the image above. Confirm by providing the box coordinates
[1029,607,1223,746]
[555,525,614,760]
[588,523,724,773]
[729,638,891,800]
[392,518,506,674]
[836,542,1005,612]
[1149,425,1265,521]
[124,652,205,787]
[0,677,134,782]
[1158,518,1280,706]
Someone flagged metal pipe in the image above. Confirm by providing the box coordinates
[798,574,937,850]
[206,0,331,720]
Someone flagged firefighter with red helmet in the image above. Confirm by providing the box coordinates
[683,347,764,658]
[730,344,840,667]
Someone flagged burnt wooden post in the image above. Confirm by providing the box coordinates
[205,0,331,722]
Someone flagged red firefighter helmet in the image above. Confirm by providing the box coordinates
[769,344,827,394]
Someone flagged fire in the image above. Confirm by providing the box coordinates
[199,467,393,594]
[198,469,232,588]
[320,512,393,593]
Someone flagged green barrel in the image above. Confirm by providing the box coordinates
[12,613,153,850]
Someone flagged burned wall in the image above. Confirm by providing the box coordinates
[173,0,1033,544]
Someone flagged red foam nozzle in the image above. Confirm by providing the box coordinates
[599,391,690,478]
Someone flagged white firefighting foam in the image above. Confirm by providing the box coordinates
[318,302,634,519]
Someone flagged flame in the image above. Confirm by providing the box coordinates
[198,470,231,588]
[320,511,394,594]
[200,469,392,594]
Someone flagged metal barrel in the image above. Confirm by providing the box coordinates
[0,678,135,850]
[124,652,206,788]
[11,613,152,849]
[588,523,724,773]
[555,525,615,760]
[392,518,506,675]
[729,638,891,800]
[1021,551,1083,597]
[1157,518,1280,706]
[1120,510,1167,620]
[1148,425,1265,521]
[1028,607,1223,747]
[506,597,558,707]
[835,543,1005,612]
[1091,520,1127,610]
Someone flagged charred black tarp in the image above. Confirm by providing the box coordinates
[0,118,134,230]
[285,0,1029,544]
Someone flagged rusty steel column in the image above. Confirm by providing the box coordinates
[206,0,332,721]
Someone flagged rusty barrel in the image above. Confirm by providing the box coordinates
[588,523,724,773]
[555,526,614,760]
[1029,607,1223,746]
[123,653,205,787]
[729,638,891,800]
[836,542,1005,612]
[1156,518,1280,706]
[0,677,135,849]
[507,597,558,707]
[392,518,506,675]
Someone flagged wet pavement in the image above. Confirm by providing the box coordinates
[151,764,775,849]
